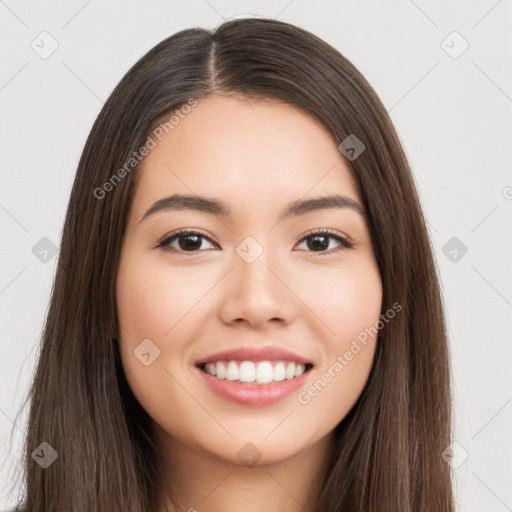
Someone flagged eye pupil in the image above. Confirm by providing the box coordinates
[179,234,202,251]
[308,234,329,251]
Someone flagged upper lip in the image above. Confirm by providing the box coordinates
[196,346,313,366]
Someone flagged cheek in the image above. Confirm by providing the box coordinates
[295,260,382,420]
[116,256,180,382]
[115,253,214,391]
[115,256,192,423]
[303,259,382,342]
[116,256,200,341]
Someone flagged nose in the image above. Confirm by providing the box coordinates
[218,246,296,329]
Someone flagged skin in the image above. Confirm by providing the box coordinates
[116,94,383,512]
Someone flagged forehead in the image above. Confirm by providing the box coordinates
[132,95,361,219]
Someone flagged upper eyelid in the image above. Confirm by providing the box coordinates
[300,228,353,244]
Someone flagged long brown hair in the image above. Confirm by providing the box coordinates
[8,17,454,511]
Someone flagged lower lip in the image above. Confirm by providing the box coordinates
[195,366,313,406]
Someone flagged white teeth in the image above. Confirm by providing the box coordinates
[201,360,309,384]
[294,363,306,377]
[205,363,217,376]
[239,361,256,382]
[273,362,286,381]
[216,361,226,379]
[226,361,239,381]
[256,361,273,384]
[285,362,295,380]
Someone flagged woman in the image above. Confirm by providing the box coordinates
[9,17,455,511]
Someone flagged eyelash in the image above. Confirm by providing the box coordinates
[155,228,354,255]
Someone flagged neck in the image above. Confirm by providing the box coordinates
[153,424,336,512]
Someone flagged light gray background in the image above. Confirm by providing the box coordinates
[1,1,511,510]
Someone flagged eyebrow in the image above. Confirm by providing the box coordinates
[140,193,365,223]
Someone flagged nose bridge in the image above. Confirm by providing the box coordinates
[235,234,280,295]
[224,234,290,325]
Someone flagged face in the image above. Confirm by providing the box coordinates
[116,94,382,466]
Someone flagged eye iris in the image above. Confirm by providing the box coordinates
[308,234,329,251]
[179,233,202,251]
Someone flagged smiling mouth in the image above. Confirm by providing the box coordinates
[196,360,314,385]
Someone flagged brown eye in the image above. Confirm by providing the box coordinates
[157,230,217,252]
[296,230,353,253]
[156,228,353,255]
